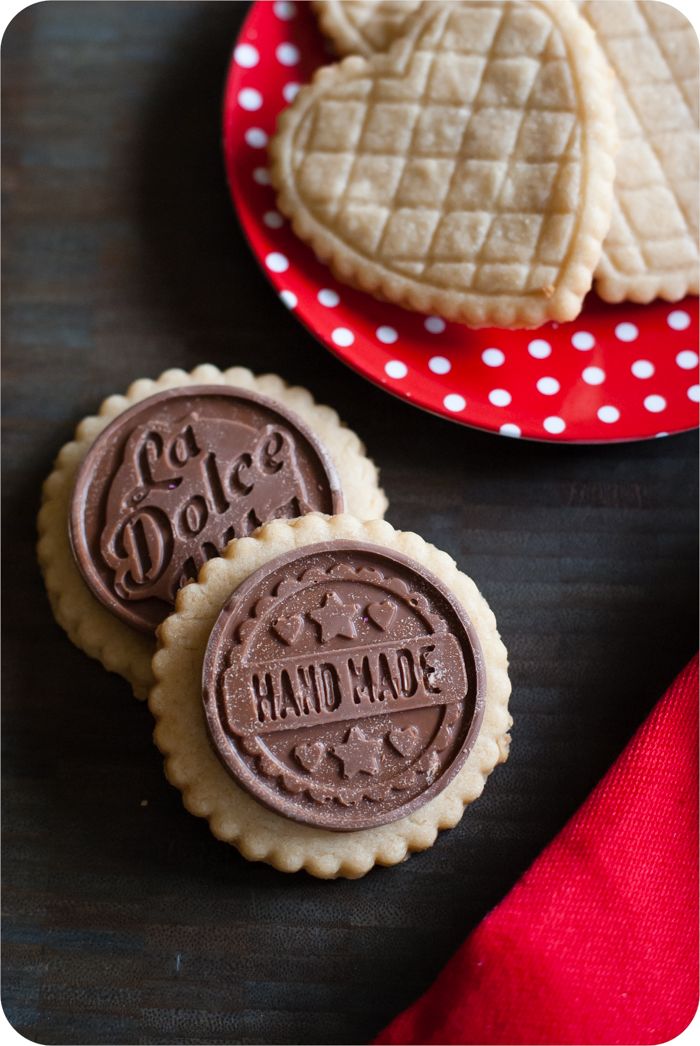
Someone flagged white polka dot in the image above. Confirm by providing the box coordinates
[667,309,691,331]
[425,316,446,333]
[676,350,699,370]
[482,348,505,367]
[489,388,511,407]
[279,289,297,309]
[655,432,669,438]
[597,405,620,424]
[318,288,340,308]
[265,251,289,273]
[331,327,354,347]
[245,127,268,148]
[631,359,654,379]
[234,43,259,68]
[582,366,605,385]
[385,360,407,379]
[253,167,271,185]
[543,416,566,435]
[274,0,296,18]
[282,82,300,103]
[263,210,284,229]
[428,356,451,374]
[443,393,466,412]
[688,384,700,402]
[528,338,551,359]
[276,42,300,66]
[500,423,521,438]
[238,87,263,111]
[614,322,638,342]
[644,394,667,413]
[537,376,560,396]
[571,331,594,350]
[315,288,339,307]
[376,325,398,345]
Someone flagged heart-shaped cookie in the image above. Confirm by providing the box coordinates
[367,599,397,631]
[294,741,326,773]
[271,1,617,328]
[388,725,422,759]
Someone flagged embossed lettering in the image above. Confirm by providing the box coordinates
[259,430,285,474]
[203,451,229,514]
[229,452,253,495]
[253,672,277,723]
[111,507,172,597]
[101,415,319,609]
[168,424,200,467]
[232,634,466,735]
[419,645,442,694]
[376,652,399,702]
[317,664,341,712]
[349,655,372,705]
[396,649,418,698]
[295,665,322,716]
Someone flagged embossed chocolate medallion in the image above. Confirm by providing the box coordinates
[203,541,485,831]
[70,386,343,632]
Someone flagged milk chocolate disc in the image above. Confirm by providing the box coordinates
[69,386,343,632]
[203,541,485,831]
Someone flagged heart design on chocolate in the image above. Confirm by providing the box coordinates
[271,1,616,328]
[388,725,422,759]
[367,599,397,631]
[273,613,304,646]
[294,741,326,773]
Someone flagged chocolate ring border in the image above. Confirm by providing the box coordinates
[202,540,486,832]
[69,384,344,633]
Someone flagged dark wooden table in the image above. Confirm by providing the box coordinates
[2,3,698,1044]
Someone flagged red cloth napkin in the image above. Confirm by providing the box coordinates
[376,656,698,1046]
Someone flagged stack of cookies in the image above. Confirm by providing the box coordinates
[38,365,512,878]
[268,0,699,328]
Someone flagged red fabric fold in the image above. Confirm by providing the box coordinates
[376,656,699,1046]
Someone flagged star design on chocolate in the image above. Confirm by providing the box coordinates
[309,591,361,643]
[332,726,384,779]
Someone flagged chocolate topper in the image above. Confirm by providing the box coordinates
[70,386,343,632]
[203,541,485,831]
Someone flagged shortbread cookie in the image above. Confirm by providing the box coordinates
[314,0,700,305]
[37,365,387,699]
[312,0,423,57]
[150,513,511,878]
[271,1,617,329]
[580,0,699,303]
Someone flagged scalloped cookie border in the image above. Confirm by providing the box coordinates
[37,365,388,700]
[270,0,618,330]
[149,513,512,879]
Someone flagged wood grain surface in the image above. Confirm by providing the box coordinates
[2,3,698,1044]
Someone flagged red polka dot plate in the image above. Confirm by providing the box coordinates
[223,0,699,443]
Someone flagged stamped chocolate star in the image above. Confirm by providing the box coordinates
[332,726,383,779]
[309,591,361,643]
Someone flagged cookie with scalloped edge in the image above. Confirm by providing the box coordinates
[580,0,699,303]
[37,365,387,700]
[313,0,699,305]
[272,1,617,329]
[149,513,511,879]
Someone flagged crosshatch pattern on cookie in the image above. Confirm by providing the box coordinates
[579,0,699,302]
[297,5,582,294]
[273,1,617,326]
